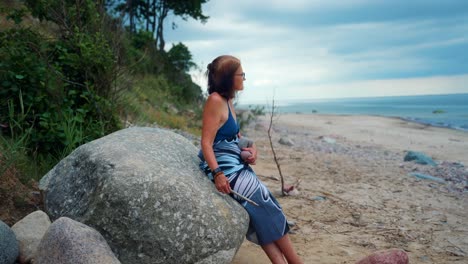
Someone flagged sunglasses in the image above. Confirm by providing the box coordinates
[235,72,246,80]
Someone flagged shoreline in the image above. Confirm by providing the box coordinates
[399,116,468,133]
[275,112,468,133]
[261,113,468,165]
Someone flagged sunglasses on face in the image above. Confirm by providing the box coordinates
[235,72,246,80]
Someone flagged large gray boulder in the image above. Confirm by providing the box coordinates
[0,220,19,264]
[11,210,51,263]
[35,217,120,264]
[39,127,249,264]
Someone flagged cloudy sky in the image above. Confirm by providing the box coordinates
[165,0,468,104]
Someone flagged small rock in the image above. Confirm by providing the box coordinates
[11,210,51,263]
[279,137,294,146]
[0,220,19,264]
[35,217,120,264]
[409,172,445,183]
[355,248,408,264]
[286,188,300,196]
[419,255,431,262]
[321,136,336,144]
[404,151,437,166]
[311,196,327,201]
[238,137,254,149]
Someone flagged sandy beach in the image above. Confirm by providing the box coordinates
[232,114,468,264]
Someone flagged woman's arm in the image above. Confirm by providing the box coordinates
[201,94,231,194]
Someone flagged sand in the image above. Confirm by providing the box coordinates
[231,114,468,264]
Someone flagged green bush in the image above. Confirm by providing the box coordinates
[0,26,119,158]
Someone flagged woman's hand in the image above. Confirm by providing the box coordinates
[242,147,257,165]
[214,173,231,194]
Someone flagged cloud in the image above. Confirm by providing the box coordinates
[164,1,468,103]
[238,74,468,103]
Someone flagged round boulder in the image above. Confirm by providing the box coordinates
[11,210,51,263]
[39,127,249,264]
[35,217,120,264]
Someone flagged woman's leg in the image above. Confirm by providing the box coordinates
[261,242,287,264]
[274,234,303,264]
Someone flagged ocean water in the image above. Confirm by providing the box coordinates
[246,94,468,132]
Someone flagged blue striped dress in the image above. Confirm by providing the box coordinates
[198,102,289,245]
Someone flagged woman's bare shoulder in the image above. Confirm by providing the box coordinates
[206,92,225,105]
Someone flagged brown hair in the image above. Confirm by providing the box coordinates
[206,55,241,99]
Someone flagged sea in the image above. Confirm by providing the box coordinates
[241,93,468,132]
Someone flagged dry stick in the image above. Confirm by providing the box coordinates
[231,190,259,207]
[267,98,286,196]
[446,240,467,255]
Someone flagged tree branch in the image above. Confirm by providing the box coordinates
[267,97,286,196]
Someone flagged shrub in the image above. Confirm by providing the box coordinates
[0,25,119,158]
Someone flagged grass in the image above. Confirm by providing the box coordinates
[0,91,58,184]
[120,74,202,136]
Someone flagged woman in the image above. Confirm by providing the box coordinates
[199,55,303,264]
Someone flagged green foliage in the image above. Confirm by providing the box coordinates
[168,42,196,72]
[163,44,202,104]
[0,91,32,177]
[124,30,165,75]
[168,0,209,22]
[0,90,54,183]
[53,29,116,98]
[25,0,100,32]
[249,105,266,116]
[131,30,154,50]
[5,7,26,25]
[0,5,120,160]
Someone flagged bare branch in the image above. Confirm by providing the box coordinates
[267,97,286,196]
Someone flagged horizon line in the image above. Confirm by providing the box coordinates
[238,92,468,105]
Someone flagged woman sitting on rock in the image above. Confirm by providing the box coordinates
[198,55,303,264]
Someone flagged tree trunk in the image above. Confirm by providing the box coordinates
[156,0,168,51]
[127,0,134,33]
[96,0,105,15]
[145,0,149,31]
[151,0,157,35]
